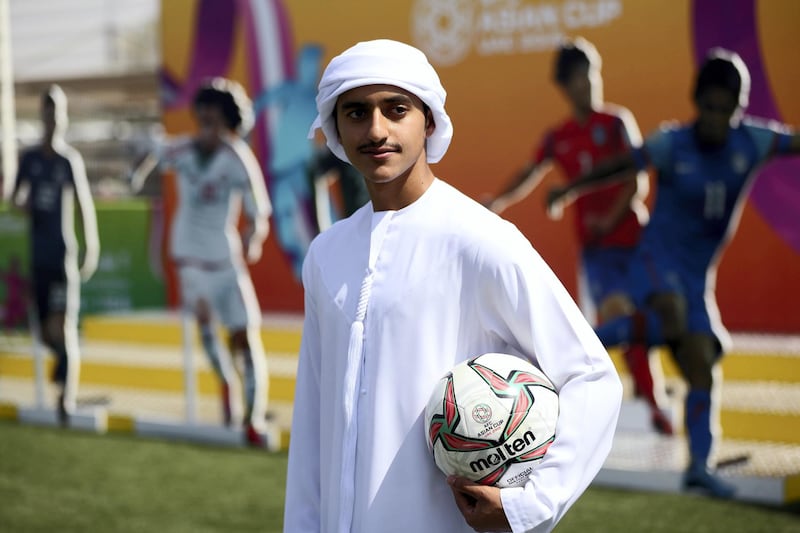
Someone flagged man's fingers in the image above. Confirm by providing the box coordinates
[448,475,485,499]
[448,476,511,531]
[448,477,477,518]
[450,485,476,514]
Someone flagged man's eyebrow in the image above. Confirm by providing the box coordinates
[339,100,365,111]
[339,93,416,110]
[382,94,415,105]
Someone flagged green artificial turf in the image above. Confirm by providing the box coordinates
[1,421,797,532]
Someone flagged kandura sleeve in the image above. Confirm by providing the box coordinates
[477,229,623,533]
[283,258,323,533]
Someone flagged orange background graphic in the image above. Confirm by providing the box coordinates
[160,0,800,332]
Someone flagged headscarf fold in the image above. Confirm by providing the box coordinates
[308,39,453,164]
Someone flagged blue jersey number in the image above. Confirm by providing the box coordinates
[704,181,727,220]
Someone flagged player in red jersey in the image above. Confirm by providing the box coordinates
[486,38,672,434]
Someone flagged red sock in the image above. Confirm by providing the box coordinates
[623,343,657,408]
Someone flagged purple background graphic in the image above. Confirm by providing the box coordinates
[159,0,238,110]
[692,0,800,253]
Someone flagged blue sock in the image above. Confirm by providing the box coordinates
[685,389,713,468]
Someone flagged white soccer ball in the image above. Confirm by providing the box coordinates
[424,353,559,488]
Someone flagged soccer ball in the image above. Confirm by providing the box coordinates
[424,353,559,488]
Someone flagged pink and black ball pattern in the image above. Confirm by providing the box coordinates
[425,353,559,487]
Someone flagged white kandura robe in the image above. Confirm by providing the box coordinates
[283,178,622,533]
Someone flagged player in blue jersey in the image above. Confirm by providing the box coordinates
[549,48,800,498]
[12,85,100,425]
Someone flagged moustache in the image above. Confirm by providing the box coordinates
[358,141,402,154]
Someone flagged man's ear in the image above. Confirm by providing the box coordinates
[425,108,435,138]
[333,110,340,141]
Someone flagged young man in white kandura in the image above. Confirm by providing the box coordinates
[283,39,623,533]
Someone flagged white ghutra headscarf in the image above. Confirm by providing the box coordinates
[308,39,454,164]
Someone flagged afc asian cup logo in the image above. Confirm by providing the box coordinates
[472,403,493,424]
[411,0,475,66]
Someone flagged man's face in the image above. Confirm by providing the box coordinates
[695,86,740,146]
[560,64,598,114]
[41,100,62,141]
[335,84,434,184]
[194,104,227,151]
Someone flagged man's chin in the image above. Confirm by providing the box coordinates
[365,174,402,185]
[362,167,403,184]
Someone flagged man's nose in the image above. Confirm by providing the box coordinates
[366,109,389,141]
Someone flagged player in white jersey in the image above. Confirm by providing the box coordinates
[132,78,274,447]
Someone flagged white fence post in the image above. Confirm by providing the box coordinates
[1,0,19,202]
